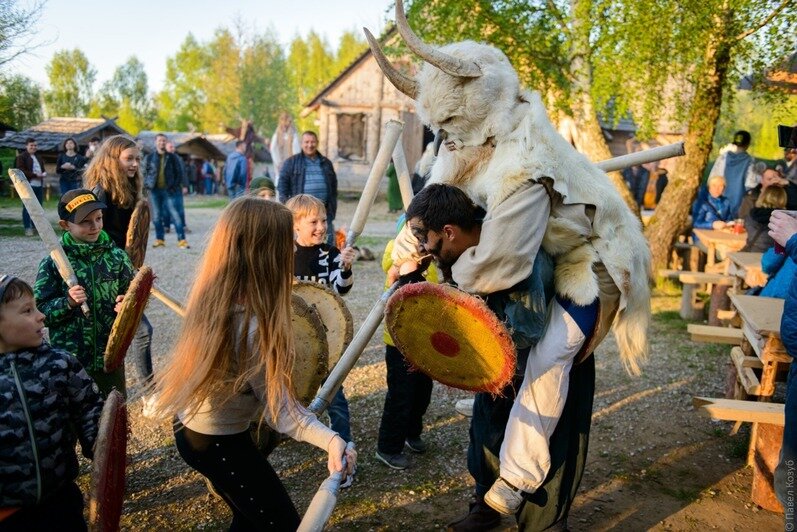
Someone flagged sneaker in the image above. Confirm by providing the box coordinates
[405,436,427,454]
[153,239,165,248]
[178,240,190,249]
[446,495,502,531]
[375,450,409,470]
[24,228,34,236]
[455,398,475,417]
[339,465,356,489]
[484,477,524,515]
[141,393,160,419]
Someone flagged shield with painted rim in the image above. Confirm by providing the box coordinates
[385,282,516,394]
[104,266,154,372]
[89,389,127,532]
[125,200,150,269]
[293,281,353,372]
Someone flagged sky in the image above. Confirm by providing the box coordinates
[9,0,394,92]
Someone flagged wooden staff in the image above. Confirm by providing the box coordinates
[596,142,685,173]
[8,169,90,318]
[392,139,414,210]
[150,285,186,317]
[346,120,404,248]
[297,442,355,532]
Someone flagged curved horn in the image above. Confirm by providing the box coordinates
[363,28,418,100]
[395,0,481,78]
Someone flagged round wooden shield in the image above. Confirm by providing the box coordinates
[290,294,328,404]
[125,199,150,269]
[104,266,154,372]
[385,282,516,394]
[89,389,127,532]
[293,281,353,371]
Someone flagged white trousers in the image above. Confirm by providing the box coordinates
[499,298,589,492]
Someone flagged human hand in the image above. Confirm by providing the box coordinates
[183,187,189,194]
[327,435,357,476]
[387,265,400,285]
[67,285,87,307]
[768,210,797,247]
[114,294,125,313]
[711,220,727,230]
[340,246,356,270]
[62,163,75,170]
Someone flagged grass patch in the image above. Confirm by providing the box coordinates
[0,217,61,238]
[184,197,229,209]
[0,196,59,210]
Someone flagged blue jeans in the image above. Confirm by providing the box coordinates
[22,185,43,230]
[227,183,244,199]
[174,190,186,226]
[150,188,185,240]
[204,177,214,195]
[328,387,351,442]
[327,220,335,246]
[776,359,797,523]
[59,178,81,195]
[130,314,153,383]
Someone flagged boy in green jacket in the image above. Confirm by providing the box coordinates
[34,189,135,397]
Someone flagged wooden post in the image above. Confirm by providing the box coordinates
[751,423,785,513]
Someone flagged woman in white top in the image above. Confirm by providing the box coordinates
[153,197,355,530]
[271,112,300,186]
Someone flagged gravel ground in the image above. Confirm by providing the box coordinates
[0,195,784,531]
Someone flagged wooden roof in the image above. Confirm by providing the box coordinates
[303,26,399,114]
[0,117,127,151]
[136,130,226,161]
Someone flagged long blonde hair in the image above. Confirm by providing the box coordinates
[82,135,142,209]
[154,197,297,422]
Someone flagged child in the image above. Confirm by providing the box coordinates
[376,218,437,470]
[83,135,155,413]
[152,198,355,530]
[249,176,276,200]
[34,189,135,397]
[286,194,356,484]
[0,275,103,530]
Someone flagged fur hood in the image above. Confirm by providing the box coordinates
[430,91,651,374]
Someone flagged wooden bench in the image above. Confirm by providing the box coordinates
[658,269,735,320]
[687,324,743,345]
[693,396,784,425]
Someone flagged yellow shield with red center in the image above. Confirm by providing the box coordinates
[385,282,516,394]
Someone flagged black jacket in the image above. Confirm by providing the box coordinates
[278,153,338,221]
[143,151,184,192]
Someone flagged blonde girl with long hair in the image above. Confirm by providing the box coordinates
[82,135,155,402]
[154,197,355,530]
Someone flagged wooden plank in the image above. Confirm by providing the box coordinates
[741,321,763,357]
[731,347,761,395]
[687,324,743,344]
[692,397,784,425]
[678,272,736,285]
[658,269,682,279]
[730,294,784,339]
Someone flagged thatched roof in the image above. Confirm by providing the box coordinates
[0,117,127,151]
[205,133,272,163]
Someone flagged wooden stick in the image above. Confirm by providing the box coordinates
[346,120,403,248]
[392,139,414,210]
[297,441,355,532]
[8,169,90,318]
[596,142,685,173]
[149,285,186,317]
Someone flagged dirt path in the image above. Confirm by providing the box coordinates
[0,196,783,531]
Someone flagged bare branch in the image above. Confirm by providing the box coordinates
[735,0,793,41]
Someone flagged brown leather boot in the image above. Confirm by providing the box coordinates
[446,495,502,531]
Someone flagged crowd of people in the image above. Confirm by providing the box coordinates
[3,109,797,531]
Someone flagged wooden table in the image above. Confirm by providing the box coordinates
[727,251,766,288]
[693,228,747,266]
[729,294,790,511]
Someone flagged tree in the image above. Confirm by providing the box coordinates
[154,34,209,131]
[334,30,367,75]
[0,74,42,129]
[0,0,46,67]
[201,28,242,133]
[91,56,154,134]
[43,48,96,116]
[240,31,292,137]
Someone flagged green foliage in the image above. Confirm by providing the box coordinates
[43,48,96,117]
[333,30,367,76]
[714,90,797,160]
[0,74,42,130]
[90,56,154,134]
[155,34,209,131]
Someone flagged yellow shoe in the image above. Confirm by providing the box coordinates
[178,240,190,249]
[153,239,165,248]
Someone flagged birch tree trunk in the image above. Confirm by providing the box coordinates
[644,8,733,271]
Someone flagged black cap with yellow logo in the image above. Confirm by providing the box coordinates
[57,189,106,223]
